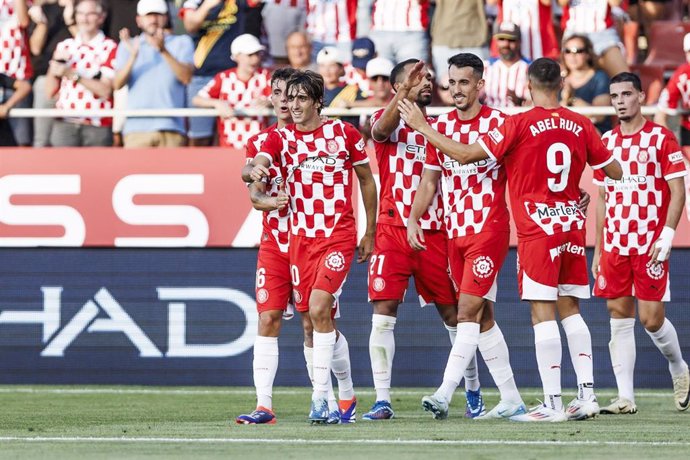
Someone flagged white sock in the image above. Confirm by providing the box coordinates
[445,323,457,345]
[332,332,355,400]
[534,321,563,411]
[312,331,337,399]
[253,336,279,409]
[609,318,636,402]
[369,314,396,402]
[646,319,689,378]
[561,314,594,399]
[478,323,522,404]
[435,322,480,402]
[445,323,480,394]
[304,344,336,408]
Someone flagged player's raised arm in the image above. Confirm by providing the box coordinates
[406,168,441,251]
[397,99,488,165]
[355,162,377,263]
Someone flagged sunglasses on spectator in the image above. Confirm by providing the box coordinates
[564,47,587,54]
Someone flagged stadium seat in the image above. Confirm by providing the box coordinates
[643,20,690,69]
[630,64,665,104]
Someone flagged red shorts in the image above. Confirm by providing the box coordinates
[255,237,292,313]
[448,231,509,302]
[517,229,589,301]
[593,249,670,302]
[368,224,456,306]
[288,232,356,312]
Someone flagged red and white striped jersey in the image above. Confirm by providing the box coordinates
[658,63,690,132]
[197,67,272,149]
[371,109,444,230]
[343,63,370,97]
[0,0,33,80]
[483,57,530,109]
[561,0,613,34]
[478,106,614,239]
[246,123,290,254]
[371,0,429,32]
[306,0,357,44]
[54,32,117,127]
[594,122,688,255]
[425,106,510,238]
[258,119,369,238]
[495,0,559,60]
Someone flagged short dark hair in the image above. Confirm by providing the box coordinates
[610,72,642,92]
[390,58,420,86]
[286,70,325,112]
[561,34,595,69]
[447,53,484,79]
[271,67,298,86]
[527,58,562,92]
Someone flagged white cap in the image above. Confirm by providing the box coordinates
[137,0,168,16]
[316,46,344,65]
[231,34,265,57]
[684,32,690,52]
[366,57,394,79]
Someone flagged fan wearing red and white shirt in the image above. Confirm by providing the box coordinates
[483,23,531,109]
[487,0,559,60]
[405,54,526,421]
[248,70,377,424]
[399,58,623,423]
[593,72,690,414]
[192,34,271,149]
[362,59,481,422]
[559,0,628,77]
[45,0,116,146]
[305,0,357,60]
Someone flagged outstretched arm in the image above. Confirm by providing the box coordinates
[371,61,425,142]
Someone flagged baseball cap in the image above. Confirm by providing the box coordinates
[684,32,690,52]
[316,46,344,65]
[231,34,265,56]
[494,22,521,41]
[137,0,168,16]
[351,37,376,70]
[366,57,394,79]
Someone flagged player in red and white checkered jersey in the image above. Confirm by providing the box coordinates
[248,70,377,424]
[0,0,33,81]
[489,0,559,60]
[45,0,116,146]
[593,72,690,414]
[192,34,271,149]
[400,58,623,422]
[405,54,526,421]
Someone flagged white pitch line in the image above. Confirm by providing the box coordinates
[0,387,672,398]
[0,437,688,447]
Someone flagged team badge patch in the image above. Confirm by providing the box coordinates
[472,256,495,279]
[646,261,665,280]
[373,277,386,292]
[597,275,607,290]
[637,150,649,163]
[326,139,339,154]
[293,290,303,304]
[257,288,269,304]
[325,251,346,272]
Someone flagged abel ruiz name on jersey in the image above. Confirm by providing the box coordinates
[529,117,583,137]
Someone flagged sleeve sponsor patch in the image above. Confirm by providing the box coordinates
[669,151,684,164]
[355,139,365,151]
[488,128,504,144]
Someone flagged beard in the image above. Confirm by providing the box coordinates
[416,93,433,107]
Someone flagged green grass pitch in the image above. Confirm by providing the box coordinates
[0,386,688,459]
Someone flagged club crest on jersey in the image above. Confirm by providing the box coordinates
[293,290,303,304]
[488,128,503,144]
[373,277,386,292]
[637,150,649,163]
[325,251,346,272]
[326,139,339,154]
[472,256,495,278]
[646,261,665,280]
[257,288,269,304]
[597,275,607,290]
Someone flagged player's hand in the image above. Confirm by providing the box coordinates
[273,190,289,210]
[357,232,375,263]
[398,99,426,132]
[249,164,270,182]
[506,89,524,107]
[591,249,600,280]
[400,61,425,92]
[648,226,675,265]
[119,28,140,55]
[406,220,426,251]
[577,188,590,214]
[214,100,235,119]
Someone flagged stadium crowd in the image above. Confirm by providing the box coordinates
[2,0,690,148]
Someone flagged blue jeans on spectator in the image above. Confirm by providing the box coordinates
[4,86,32,146]
[186,74,215,140]
[370,30,429,64]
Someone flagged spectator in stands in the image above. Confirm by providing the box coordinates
[317,46,364,113]
[114,0,194,148]
[483,22,531,108]
[28,0,74,147]
[285,31,317,71]
[261,0,307,66]
[1,0,34,146]
[431,0,488,83]
[369,0,430,63]
[180,0,253,146]
[0,72,32,146]
[345,37,376,97]
[560,34,612,133]
[559,0,629,77]
[305,0,357,59]
[192,33,271,150]
[349,56,393,109]
[46,0,116,146]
